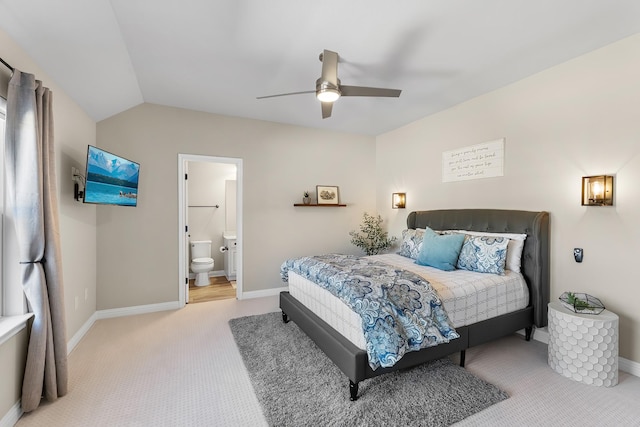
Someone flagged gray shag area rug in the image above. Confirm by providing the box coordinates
[229,312,508,427]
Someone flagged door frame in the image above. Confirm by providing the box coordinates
[177,153,243,306]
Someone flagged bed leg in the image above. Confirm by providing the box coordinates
[281,311,290,324]
[349,380,359,401]
[525,326,533,341]
[459,350,466,367]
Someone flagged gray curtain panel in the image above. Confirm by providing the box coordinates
[5,70,68,412]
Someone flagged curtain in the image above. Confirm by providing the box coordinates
[5,70,68,412]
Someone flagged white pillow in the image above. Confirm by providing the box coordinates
[452,230,527,273]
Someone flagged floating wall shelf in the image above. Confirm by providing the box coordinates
[293,204,346,207]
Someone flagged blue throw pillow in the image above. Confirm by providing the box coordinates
[415,227,465,271]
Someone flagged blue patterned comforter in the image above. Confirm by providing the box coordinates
[280,254,459,370]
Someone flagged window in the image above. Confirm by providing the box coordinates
[0,95,31,344]
[0,95,22,315]
[0,95,5,315]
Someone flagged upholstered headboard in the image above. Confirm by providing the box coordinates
[406,209,550,327]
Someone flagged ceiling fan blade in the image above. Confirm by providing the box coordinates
[321,101,333,119]
[256,90,314,99]
[340,85,401,98]
[320,50,339,85]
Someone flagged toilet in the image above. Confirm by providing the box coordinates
[190,240,214,286]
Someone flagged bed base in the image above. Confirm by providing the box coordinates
[280,291,533,400]
[280,209,548,400]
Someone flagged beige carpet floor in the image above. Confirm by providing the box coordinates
[15,296,640,427]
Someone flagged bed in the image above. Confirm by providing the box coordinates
[280,209,550,400]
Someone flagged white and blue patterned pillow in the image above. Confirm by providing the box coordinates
[397,228,425,260]
[452,230,527,273]
[456,235,509,275]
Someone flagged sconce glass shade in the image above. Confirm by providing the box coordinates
[582,175,613,206]
[392,192,406,209]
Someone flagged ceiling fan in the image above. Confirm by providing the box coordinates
[257,49,402,119]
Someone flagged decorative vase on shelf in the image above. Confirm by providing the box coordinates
[303,192,311,205]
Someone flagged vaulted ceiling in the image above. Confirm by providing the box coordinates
[1,1,639,135]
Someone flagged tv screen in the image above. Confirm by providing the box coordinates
[83,145,140,207]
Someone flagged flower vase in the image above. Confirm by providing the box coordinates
[303,196,311,205]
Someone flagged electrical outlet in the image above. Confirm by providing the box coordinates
[574,248,583,263]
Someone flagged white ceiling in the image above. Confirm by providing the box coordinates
[1,1,639,136]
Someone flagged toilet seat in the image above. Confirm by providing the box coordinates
[192,257,213,265]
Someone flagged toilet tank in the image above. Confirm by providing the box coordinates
[190,240,212,259]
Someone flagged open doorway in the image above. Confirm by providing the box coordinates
[178,154,243,306]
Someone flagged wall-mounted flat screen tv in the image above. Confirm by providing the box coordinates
[83,145,140,207]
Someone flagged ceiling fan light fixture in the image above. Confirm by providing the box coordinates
[258,51,401,119]
[316,79,341,103]
[316,88,340,102]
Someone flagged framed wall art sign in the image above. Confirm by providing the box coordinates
[316,185,340,205]
[442,138,505,183]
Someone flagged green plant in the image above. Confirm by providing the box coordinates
[566,292,594,311]
[349,212,397,256]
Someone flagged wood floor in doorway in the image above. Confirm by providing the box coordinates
[189,276,236,304]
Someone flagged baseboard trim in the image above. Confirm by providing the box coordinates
[67,312,98,355]
[67,302,181,355]
[96,301,182,320]
[619,356,640,377]
[532,326,549,344]
[239,286,288,300]
[519,326,638,377]
[65,290,279,357]
[0,400,21,427]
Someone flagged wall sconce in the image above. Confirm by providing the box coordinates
[72,167,85,202]
[582,175,613,206]
[392,192,406,209]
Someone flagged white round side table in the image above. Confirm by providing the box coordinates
[547,301,618,387]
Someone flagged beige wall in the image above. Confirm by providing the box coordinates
[0,330,28,418]
[1,28,97,417]
[96,103,376,309]
[376,33,640,363]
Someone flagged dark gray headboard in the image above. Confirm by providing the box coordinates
[407,209,550,327]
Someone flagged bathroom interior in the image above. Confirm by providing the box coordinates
[187,160,237,303]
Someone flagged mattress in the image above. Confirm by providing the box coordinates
[288,253,529,350]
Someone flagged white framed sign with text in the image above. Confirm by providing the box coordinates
[442,138,505,182]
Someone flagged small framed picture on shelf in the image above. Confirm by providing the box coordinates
[316,185,340,205]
